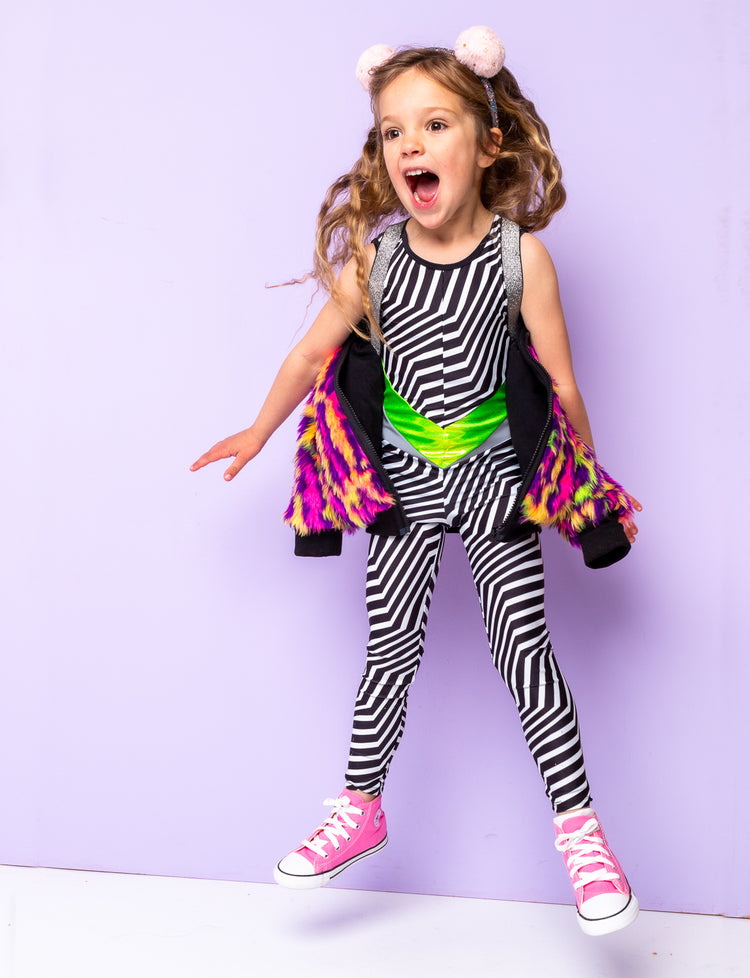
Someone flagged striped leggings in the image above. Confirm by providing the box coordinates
[344,494,592,813]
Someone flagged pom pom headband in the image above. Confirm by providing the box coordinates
[355,26,505,129]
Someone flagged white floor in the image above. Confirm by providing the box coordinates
[1,865,748,978]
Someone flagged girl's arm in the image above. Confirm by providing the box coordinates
[190,254,369,481]
[519,233,641,542]
[519,233,595,449]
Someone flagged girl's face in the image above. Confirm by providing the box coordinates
[377,69,496,235]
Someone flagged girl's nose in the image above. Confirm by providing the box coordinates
[401,132,424,156]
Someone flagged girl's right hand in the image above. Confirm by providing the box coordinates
[190,426,265,482]
[189,256,365,486]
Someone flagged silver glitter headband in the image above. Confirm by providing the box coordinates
[432,47,499,128]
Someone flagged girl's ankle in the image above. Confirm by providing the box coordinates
[351,790,378,803]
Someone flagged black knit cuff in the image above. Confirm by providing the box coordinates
[578,516,631,569]
[294,530,343,557]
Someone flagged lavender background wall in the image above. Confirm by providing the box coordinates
[1,0,748,917]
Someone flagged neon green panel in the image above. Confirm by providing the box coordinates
[383,371,507,468]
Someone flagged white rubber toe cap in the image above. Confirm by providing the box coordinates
[582,892,630,919]
[579,891,639,936]
[274,850,330,889]
[277,852,315,876]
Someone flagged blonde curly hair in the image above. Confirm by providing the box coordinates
[313,47,566,339]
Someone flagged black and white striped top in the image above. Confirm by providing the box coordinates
[379,214,510,426]
[376,215,522,525]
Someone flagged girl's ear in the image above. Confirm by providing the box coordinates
[478,127,503,169]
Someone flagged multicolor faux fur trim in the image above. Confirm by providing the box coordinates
[520,381,634,548]
[283,348,394,535]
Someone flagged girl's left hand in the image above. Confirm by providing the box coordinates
[619,496,642,545]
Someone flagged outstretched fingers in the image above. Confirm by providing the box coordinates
[221,450,251,481]
[190,443,229,472]
[619,495,642,545]
[190,428,262,481]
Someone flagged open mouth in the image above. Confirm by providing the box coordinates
[405,169,439,206]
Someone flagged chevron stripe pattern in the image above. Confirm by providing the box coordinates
[380,439,521,525]
[380,215,510,427]
[460,495,592,813]
[345,494,592,813]
[343,217,591,812]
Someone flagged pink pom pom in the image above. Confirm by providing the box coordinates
[454,26,505,78]
[355,44,396,91]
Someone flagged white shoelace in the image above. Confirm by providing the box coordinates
[301,796,365,857]
[554,818,621,892]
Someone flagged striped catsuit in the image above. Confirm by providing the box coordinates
[344,216,593,813]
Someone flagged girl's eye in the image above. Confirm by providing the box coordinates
[427,121,447,132]
[383,128,401,141]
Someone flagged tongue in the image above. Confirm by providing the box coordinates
[416,173,439,203]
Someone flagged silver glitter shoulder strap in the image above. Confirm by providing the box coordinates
[500,217,524,337]
[368,221,405,354]
[368,217,522,349]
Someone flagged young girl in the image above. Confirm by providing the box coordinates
[191,27,641,936]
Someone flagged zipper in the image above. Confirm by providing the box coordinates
[334,343,410,536]
[491,334,554,541]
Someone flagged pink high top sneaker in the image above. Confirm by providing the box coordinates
[274,790,387,889]
[554,808,639,936]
